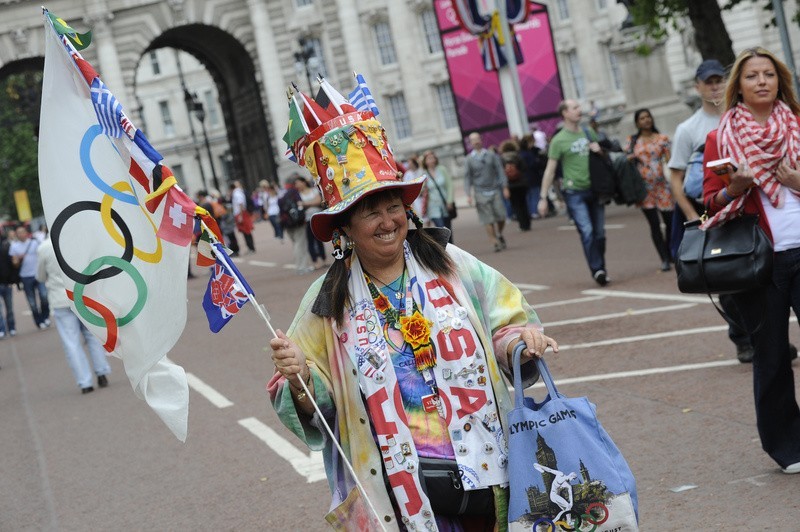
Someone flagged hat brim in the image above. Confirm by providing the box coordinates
[310,174,426,241]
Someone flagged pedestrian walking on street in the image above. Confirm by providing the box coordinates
[626,108,674,271]
[539,99,610,285]
[268,80,558,530]
[499,138,531,231]
[294,176,327,269]
[421,149,454,241]
[36,236,110,394]
[279,178,312,274]
[261,180,284,242]
[0,230,18,338]
[702,46,800,475]
[464,131,509,252]
[668,58,762,364]
[10,226,50,329]
[231,180,256,254]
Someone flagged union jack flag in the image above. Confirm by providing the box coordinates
[202,243,252,333]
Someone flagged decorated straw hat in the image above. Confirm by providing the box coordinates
[282,75,425,242]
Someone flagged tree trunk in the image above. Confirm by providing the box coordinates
[686,0,736,67]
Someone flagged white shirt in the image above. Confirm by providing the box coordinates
[9,237,39,278]
[760,188,800,251]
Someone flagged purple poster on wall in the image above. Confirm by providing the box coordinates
[434,1,563,150]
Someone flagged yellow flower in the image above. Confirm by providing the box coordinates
[399,310,432,349]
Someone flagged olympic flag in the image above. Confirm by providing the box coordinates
[38,12,190,440]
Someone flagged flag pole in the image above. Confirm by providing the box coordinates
[198,219,388,532]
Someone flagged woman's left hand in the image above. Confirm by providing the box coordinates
[775,161,800,192]
[508,327,559,362]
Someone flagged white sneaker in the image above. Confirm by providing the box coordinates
[38,323,48,330]
[782,462,800,474]
[0,332,5,339]
[9,329,16,337]
[44,318,51,326]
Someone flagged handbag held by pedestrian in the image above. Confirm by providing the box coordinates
[675,214,773,295]
[507,343,639,531]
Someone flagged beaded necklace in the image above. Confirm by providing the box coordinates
[364,269,437,373]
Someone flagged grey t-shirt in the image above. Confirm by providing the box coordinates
[667,108,721,170]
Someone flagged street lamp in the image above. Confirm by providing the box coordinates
[185,91,220,193]
[293,37,319,93]
[182,89,208,192]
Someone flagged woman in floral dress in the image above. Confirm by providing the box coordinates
[627,108,674,271]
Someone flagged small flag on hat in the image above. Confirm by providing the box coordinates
[348,73,379,116]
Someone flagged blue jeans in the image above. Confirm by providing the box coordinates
[731,246,800,467]
[563,189,606,274]
[0,284,15,334]
[20,276,49,326]
[53,307,111,389]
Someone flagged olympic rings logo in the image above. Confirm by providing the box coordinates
[53,125,164,352]
[531,502,609,532]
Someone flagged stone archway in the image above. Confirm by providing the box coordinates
[147,24,276,193]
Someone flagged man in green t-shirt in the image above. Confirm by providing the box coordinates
[537,99,609,285]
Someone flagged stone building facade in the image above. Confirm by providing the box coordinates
[2,0,800,195]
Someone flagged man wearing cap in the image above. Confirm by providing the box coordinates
[669,59,758,364]
[463,132,509,252]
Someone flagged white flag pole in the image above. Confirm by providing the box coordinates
[198,219,388,531]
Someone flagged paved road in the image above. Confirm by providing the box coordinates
[2,202,798,530]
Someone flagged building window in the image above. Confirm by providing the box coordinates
[595,0,607,10]
[556,0,570,20]
[203,90,220,126]
[566,51,584,99]
[295,0,313,6]
[608,51,622,91]
[171,164,184,187]
[373,22,398,65]
[387,93,412,139]
[149,51,160,76]
[421,10,442,54]
[434,84,458,129]
[158,100,174,137]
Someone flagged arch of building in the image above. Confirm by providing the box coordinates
[0,2,282,194]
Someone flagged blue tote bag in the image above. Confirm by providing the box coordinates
[508,345,639,531]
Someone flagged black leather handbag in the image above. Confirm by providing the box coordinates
[676,215,773,295]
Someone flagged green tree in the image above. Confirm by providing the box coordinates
[628,0,799,68]
[0,70,43,221]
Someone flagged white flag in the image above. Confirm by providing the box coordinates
[38,14,190,440]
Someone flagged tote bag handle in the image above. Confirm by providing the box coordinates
[511,340,559,408]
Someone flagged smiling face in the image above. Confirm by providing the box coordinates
[344,191,407,271]
[738,55,779,110]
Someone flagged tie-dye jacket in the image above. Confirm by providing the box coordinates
[268,238,542,531]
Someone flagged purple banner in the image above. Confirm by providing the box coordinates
[435,1,563,150]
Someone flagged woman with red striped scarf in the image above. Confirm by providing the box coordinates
[702,47,800,475]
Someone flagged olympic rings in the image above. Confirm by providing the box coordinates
[50,201,134,285]
[101,181,162,263]
[67,289,118,352]
[80,125,138,204]
[72,256,147,327]
[583,503,609,526]
[532,517,555,531]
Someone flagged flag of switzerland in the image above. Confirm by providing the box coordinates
[157,188,196,247]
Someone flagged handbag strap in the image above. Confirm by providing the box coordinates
[512,341,558,408]
[427,169,448,205]
[697,216,767,335]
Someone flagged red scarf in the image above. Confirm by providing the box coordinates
[704,100,800,228]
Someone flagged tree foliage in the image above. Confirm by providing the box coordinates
[628,0,800,68]
[0,71,42,220]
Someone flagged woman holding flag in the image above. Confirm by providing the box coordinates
[268,77,558,531]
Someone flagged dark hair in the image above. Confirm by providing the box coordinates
[321,188,454,326]
[633,108,660,135]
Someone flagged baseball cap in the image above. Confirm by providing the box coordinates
[696,59,726,81]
